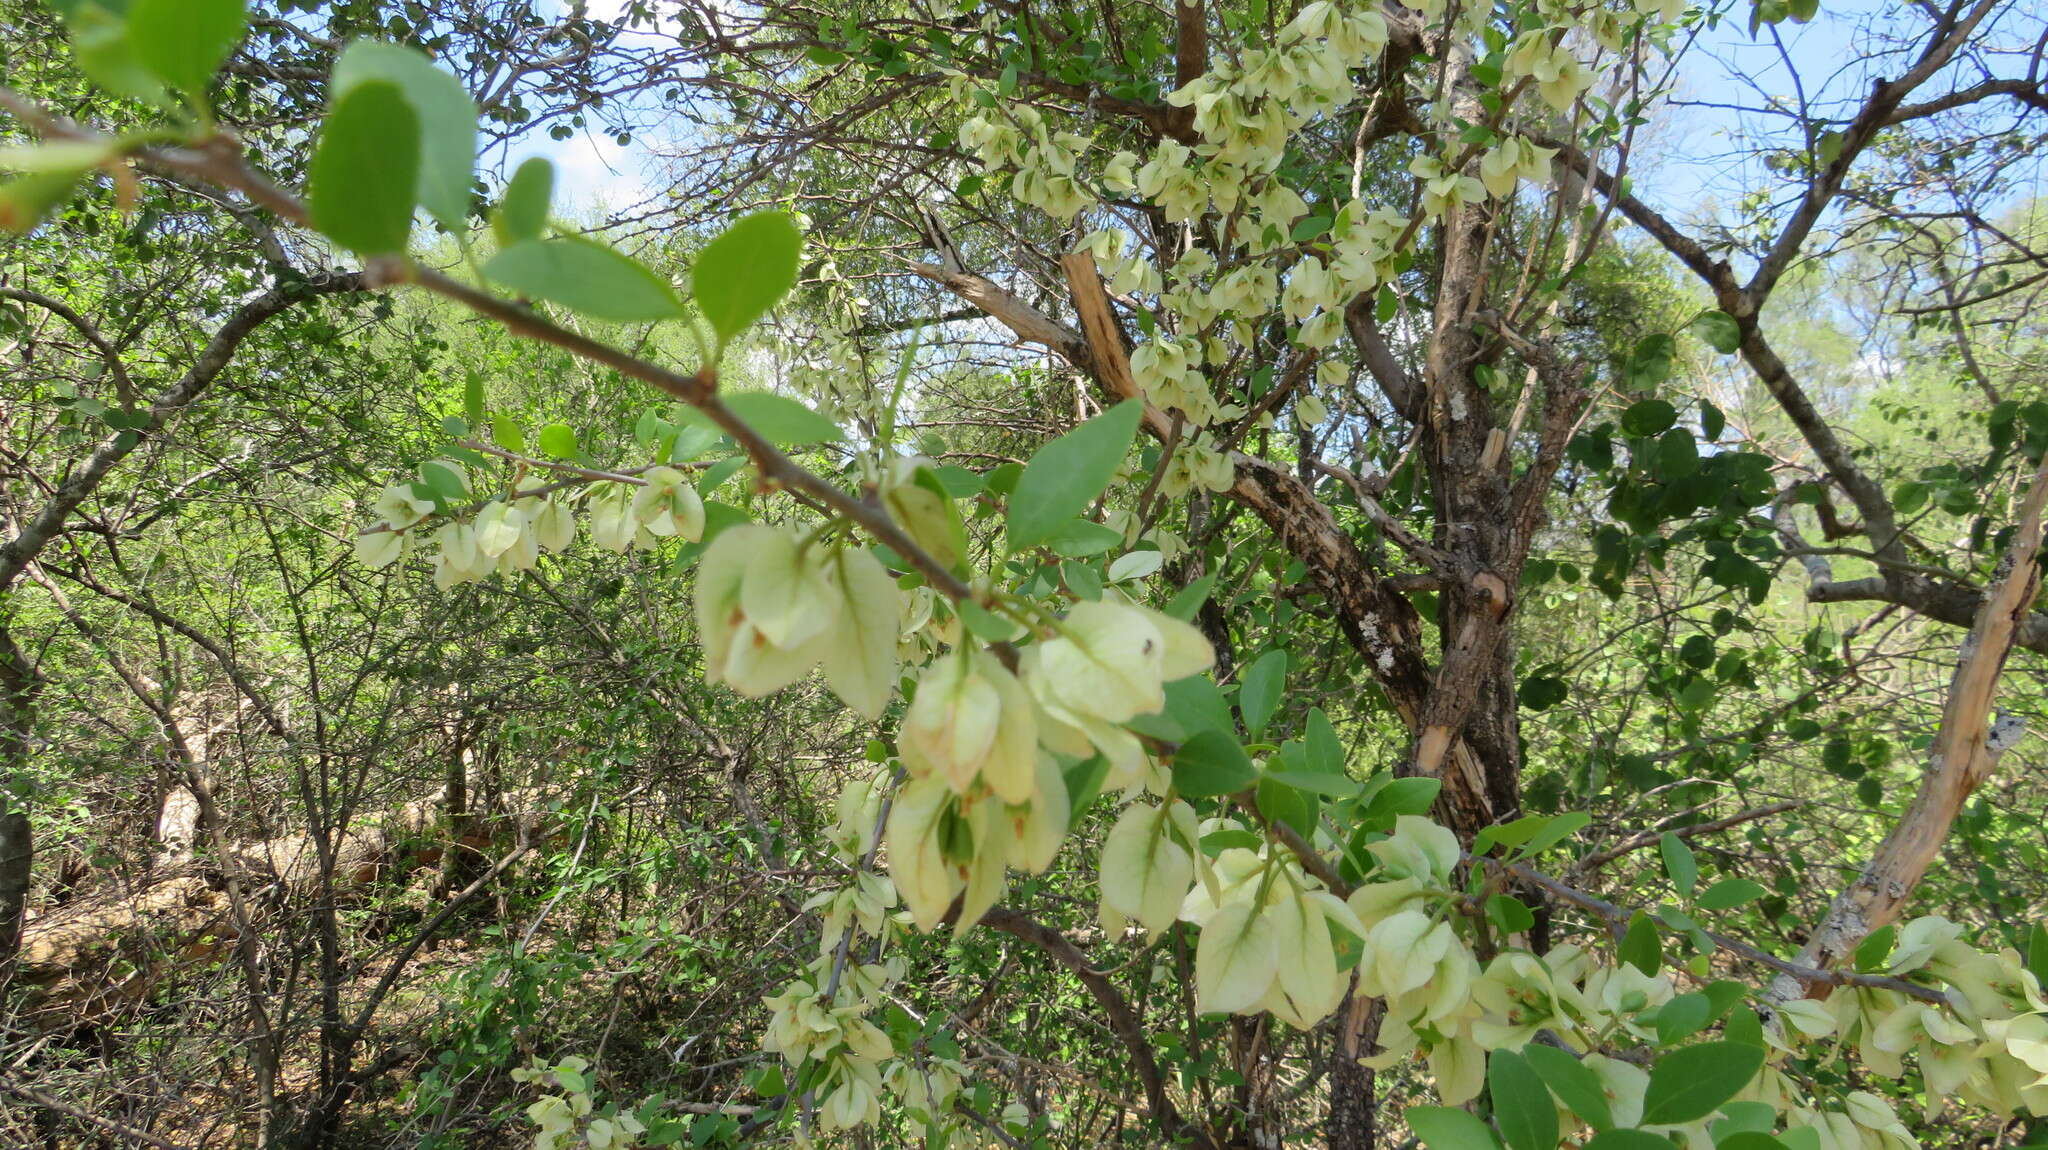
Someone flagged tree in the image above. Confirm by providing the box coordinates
[0,0,2045,1147]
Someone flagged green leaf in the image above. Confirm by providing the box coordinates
[1518,673,1567,710]
[1289,214,1331,241]
[1696,878,1767,910]
[332,41,478,230]
[485,237,684,323]
[1582,1131,1678,1150]
[1713,1102,1781,1140]
[1690,310,1742,354]
[1005,401,1143,552]
[1261,767,1361,797]
[537,424,578,459]
[490,414,525,453]
[1256,776,1317,837]
[2026,923,2048,985]
[693,211,802,346]
[1306,708,1342,775]
[309,80,419,254]
[0,141,118,174]
[1621,398,1678,437]
[697,457,748,496]
[1238,649,1288,739]
[1659,833,1698,898]
[1779,1128,1822,1150]
[420,460,467,501]
[1620,911,1662,975]
[1486,893,1536,934]
[1627,333,1677,390]
[1699,400,1727,442]
[1640,1042,1765,1125]
[1652,992,1712,1044]
[1163,676,1235,739]
[1026,519,1113,557]
[1360,777,1440,826]
[1724,1006,1765,1048]
[1163,573,1217,621]
[1519,1044,1614,1130]
[59,2,169,104]
[463,371,486,426]
[1518,811,1591,856]
[1061,753,1112,828]
[493,156,554,246]
[0,168,90,235]
[746,1062,786,1097]
[1476,814,1547,854]
[1701,980,1750,1021]
[1718,1134,1790,1150]
[984,462,1024,496]
[705,393,844,445]
[1488,1049,1558,1150]
[1406,1106,1501,1150]
[1171,730,1257,797]
[128,0,245,95]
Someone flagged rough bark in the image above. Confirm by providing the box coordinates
[1326,991,1382,1150]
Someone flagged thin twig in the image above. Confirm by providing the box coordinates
[1575,801,1801,874]
[0,1076,186,1150]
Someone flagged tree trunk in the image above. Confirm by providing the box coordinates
[1327,991,1382,1150]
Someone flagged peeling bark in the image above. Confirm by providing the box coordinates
[1766,455,2048,1004]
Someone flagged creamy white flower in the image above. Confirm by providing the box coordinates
[901,645,1038,802]
[632,466,705,539]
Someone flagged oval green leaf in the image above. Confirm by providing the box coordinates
[1406,1105,1501,1150]
[1621,398,1677,437]
[494,156,554,246]
[1487,1049,1559,1150]
[693,210,802,346]
[1691,310,1742,354]
[1659,832,1698,898]
[309,80,418,254]
[1518,1043,1614,1130]
[677,393,842,445]
[1697,878,1768,910]
[1640,1041,1765,1126]
[484,236,684,323]
[1006,400,1143,552]
[129,0,246,95]
[1238,649,1287,739]
[333,41,478,230]
[1583,1130,1679,1150]
[1171,729,1257,798]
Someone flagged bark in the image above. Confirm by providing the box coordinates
[0,632,37,973]
[0,799,28,974]
[155,786,201,865]
[1326,991,1382,1150]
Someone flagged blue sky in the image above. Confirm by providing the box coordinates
[502,0,2032,238]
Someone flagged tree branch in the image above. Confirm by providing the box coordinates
[1765,452,2048,1004]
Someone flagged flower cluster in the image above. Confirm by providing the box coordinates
[355,461,704,590]
[694,524,902,718]
[887,597,1215,930]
